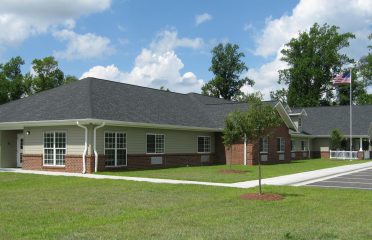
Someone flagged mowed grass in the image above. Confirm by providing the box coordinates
[99,158,368,183]
[0,173,371,239]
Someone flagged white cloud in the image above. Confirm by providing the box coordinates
[150,30,204,53]
[53,29,115,60]
[0,0,110,48]
[246,0,372,100]
[243,23,254,31]
[195,13,212,26]
[81,30,204,93]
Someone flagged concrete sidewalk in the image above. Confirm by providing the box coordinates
[1,161,372,189]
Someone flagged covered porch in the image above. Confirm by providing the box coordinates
[0,129,24,168]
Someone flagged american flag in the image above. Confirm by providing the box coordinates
[332,71,351,85]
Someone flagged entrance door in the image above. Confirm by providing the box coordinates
[16,134,24,167]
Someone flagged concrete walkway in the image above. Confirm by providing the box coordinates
[1,161,372,189]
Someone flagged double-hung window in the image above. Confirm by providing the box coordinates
[301,140,307,151]
[290,140,295,152]
[104,132,127,166]
[43,131,66,166]
[197,136,211,153]
[260,136,268,153]
[147,134,165,154]
[277,137,285,152]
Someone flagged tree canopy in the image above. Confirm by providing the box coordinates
[330,129,344,150]
[223,97,282,193]
[202,43,254,100]
[0,56,77,105]
[278,23,355,107]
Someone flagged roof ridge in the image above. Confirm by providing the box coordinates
[83,77,195,96]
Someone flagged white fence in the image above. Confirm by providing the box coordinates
[330,150,358,160]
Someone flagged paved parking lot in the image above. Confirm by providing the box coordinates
[306,168,372,190]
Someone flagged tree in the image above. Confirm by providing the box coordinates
[223,98,282,194]
[31,56,65,93]
[279,23,355,107]
[234,91,263,103]
[202,43,254,100]
[0,56,27,104]
[336,69,367,105]
[330,129,344,150]
[270,88,288,105]
[159,86,170,92]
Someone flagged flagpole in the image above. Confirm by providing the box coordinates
[350,68,352,160]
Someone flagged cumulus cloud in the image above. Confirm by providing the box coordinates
[195,13,212,26]
[81,30,204,93]
[0,0,111,48]
[245,0,372,99]
[53,29,115,60]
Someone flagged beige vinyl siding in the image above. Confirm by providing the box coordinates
[291,137,311,151]
[0,130,18,167]
[96,126,215,155]
[23,126,85,155]
[311,138,330,152]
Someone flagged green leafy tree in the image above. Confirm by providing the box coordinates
[202,43,254,100]
[63,75,78,85]
[0,56,27,104]
[223,98,282,194]
[330,129,344,150]
[31,56,65,93]
[279,23,355,107]
[234,91,263,103]
[270,88,288,105]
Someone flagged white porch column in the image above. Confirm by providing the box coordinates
[359,138,363,151]
[243,134,247,166]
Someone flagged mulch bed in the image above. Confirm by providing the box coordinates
[218,169,247,174]
[240,193,284,201]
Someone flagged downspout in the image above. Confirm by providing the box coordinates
[93,122,105,173]
[243,134,247,165]
[76,121,88,174]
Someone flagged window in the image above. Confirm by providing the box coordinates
[147,134,165,154]
[301,140,307,151]
[260,136,268,153]
[277,137,285,152]
[290,140,295,151]
[104,132,127,166]
[43,131,66,166]
[198,136,211,153]
[298,118,302,127]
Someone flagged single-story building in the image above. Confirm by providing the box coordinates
[0,77,370,173]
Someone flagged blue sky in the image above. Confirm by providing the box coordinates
[0,0,371,97]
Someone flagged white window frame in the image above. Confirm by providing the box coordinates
[43,131,67,167]
[104,131,127,167]
[301,140,307,151]
[277,137,285,153]
[290,140,296,152]
[298,117,302,127]
[146,133,165,154]
[260,136,268,153]
[197,136,211,153]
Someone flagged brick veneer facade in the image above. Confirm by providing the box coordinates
[225,125,292,165]
[22,153,216,173]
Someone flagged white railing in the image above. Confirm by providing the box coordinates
[330,150,358,160]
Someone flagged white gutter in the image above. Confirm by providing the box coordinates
[93,122,105,173]
[76,121,88,174]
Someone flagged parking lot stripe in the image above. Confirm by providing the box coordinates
[307,185,372,190]
[321,180,372,185]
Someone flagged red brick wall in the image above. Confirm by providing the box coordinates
[97,153,216,171]
[23,153,217,173]
[22,154,95,173]
[225,125,291,165]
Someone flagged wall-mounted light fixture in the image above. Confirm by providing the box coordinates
[26,131,30,135]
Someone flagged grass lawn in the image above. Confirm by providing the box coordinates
[0,173,371,239]
[99,158,369,183]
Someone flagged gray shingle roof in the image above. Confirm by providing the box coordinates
[294,105,372,136]
[0,77,263,129]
